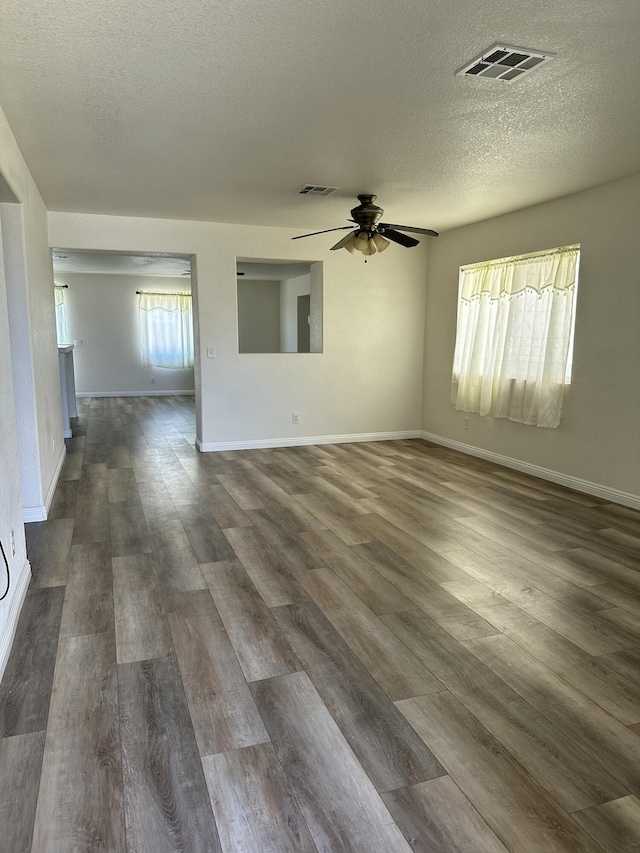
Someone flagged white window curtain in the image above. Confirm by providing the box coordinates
[451,245,580,428]
[138,291,194,369]
[54,285,67,345]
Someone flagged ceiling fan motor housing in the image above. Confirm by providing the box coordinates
[351,194,384,232]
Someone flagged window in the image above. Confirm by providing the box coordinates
[451,245,580,428]
[138,290,194,369]
[54,284,68,345]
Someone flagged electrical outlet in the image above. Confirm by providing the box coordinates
[150,376,155,384]
[206,346,215,358]
[292,411,300,424]
[10,528,15,557]
[73,339,82,347]
[52,434,56,451]
[464,417,470,429]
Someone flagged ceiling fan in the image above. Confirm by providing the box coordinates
[292,194,438,256]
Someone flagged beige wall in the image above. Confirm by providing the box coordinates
[237,279,281,353]
[0,102,62,673]
[55,272,194,395]
[48,211,429,448]
[0,208,29,677]
[1,106,62,518]
[422,173,640,498]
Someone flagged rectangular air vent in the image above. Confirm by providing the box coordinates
[297,185,340,196]
[457,44,554,83]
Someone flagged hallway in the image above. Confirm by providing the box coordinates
[1,396,640,851]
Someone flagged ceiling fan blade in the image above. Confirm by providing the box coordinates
[291,226,352,240]
[330,231,358,250]
[383,228,420,248]
[379,222,439,237]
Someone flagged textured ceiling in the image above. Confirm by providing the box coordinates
[2,0,640,232]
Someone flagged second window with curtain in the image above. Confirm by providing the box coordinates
[451,245,580,428]
[138,291,194,369]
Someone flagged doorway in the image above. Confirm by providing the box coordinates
[297,294,311,353]
[50,249,199,441]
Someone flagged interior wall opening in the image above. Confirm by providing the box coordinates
[51,249,197,399]
[236,259,323,354]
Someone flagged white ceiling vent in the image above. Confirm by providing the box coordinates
[297,184,340,196]
[457,44,554,83]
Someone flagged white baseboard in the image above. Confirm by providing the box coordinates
[23,445,67,523]
[0,559,31,683]
[196,429,421,453]
[420,431,640,510]
[76,390,195,398]
[23,507,47,523]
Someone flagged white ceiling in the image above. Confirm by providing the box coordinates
[2,1,640,233]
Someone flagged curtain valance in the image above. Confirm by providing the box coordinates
[459,245,580,301]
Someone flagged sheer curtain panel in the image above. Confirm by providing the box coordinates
[451,245,580,428]
[54,285,67,346]
[138,291,194,369]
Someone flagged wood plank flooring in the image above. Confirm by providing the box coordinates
[1,395,640,851]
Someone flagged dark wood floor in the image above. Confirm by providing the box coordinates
[1,395,640,851]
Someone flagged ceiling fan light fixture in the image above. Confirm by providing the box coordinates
[364,238,377,256]
[372,233,390,253]
[342,233,358,253]
[353,231,370,253]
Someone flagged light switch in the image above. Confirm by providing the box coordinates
[206,346,215,358]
